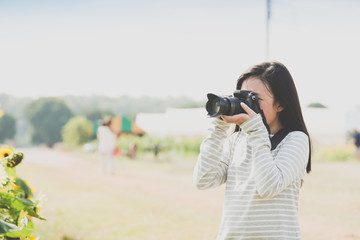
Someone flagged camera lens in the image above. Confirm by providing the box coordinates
[212,99,220,114]
[206,94,226,117]
[206,94,241,117]
[205,90,260,118]
[205,94,221,117]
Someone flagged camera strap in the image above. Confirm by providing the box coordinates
[259,109,270,133]
[259,109,289,150]
[270,128,290,150]
[234,108,290,150]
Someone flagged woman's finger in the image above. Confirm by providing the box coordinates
[221,114,249,125]
[241,102,256,117]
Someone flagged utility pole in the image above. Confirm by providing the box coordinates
[266,0,271,60]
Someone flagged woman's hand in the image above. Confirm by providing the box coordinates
[221,102,257,125]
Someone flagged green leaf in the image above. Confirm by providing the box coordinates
[4,219,34,238]
[0,192,22,211]
[3,167,16,179]
[0,219,17,234]
[15,178,33,198]
[0,192,45,220]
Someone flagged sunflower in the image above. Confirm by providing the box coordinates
[0,146,13,159]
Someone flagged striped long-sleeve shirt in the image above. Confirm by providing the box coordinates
[193,114,309,240]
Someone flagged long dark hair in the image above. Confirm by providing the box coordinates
[236,62,311,173]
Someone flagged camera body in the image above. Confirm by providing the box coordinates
[205,90,261,117]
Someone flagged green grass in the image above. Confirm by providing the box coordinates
[313,144,357,162]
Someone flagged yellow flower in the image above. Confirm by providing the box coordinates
[28,236,40,240]
[20,237,40,240]
[11,183,20,190]
[0,146,13,159]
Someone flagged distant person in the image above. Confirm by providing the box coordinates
[127,143,137,159]
[153,144,160,158]
[352,129,360,157]
[193,62,311,239]
[97,118,117,174]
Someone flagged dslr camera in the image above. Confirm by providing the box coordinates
[206,90,261,117]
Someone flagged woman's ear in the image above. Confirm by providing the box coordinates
[276,102,284,112]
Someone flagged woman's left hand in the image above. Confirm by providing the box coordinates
[221,102,257,125]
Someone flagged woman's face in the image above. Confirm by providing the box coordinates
[241,77,283,134]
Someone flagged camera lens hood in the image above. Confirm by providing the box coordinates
[206,93,231,117]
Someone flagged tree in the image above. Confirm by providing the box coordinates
[307,102,327,108]
[82,108,115,122]
[62,116,94,147]
[0,113,16,143]
[25,97,73,147]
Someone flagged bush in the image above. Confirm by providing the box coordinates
[62,116,94,148]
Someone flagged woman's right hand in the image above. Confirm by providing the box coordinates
[221,102,256,125]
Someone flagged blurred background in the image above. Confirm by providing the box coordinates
[0,0,360,239]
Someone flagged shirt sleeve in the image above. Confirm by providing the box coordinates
[240,114,309,198]
[193,118,235,190]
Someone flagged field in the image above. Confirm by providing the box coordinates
[16,147,360,240]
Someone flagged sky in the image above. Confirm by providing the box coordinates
[1,0,360,110]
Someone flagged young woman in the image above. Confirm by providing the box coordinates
[193,62,311,239]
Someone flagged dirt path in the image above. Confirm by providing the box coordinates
[20,147,225,213]
[16,147,360,240]
[17,147,225,239]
